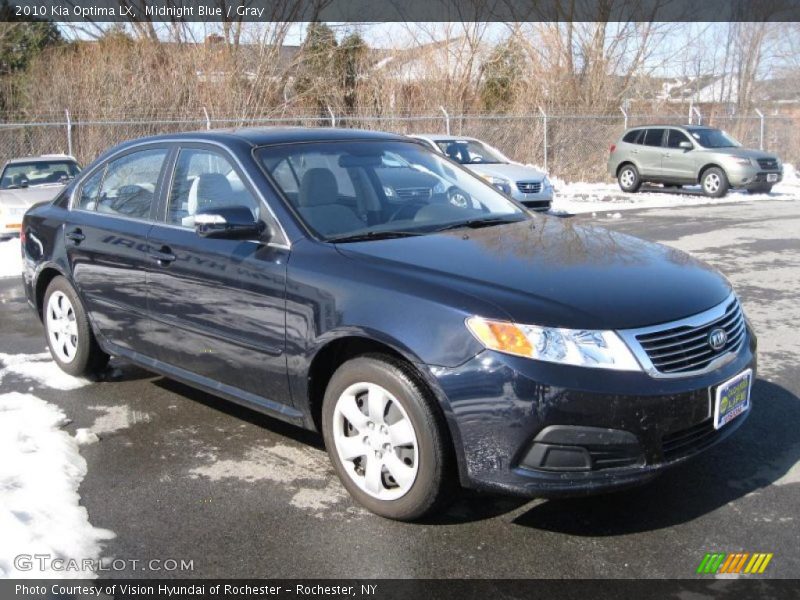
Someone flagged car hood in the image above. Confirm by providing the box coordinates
[0,184,66,207]
[335,217,731,330]
[698,147,778,161]
[464,162,546,183]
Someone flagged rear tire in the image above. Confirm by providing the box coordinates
[43,276,109,377]
[701,167,729,198]
[617,164,641,193]
[321,354,454,521]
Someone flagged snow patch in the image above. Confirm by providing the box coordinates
[0,352,89,391]
[189,443,358,518]
[0,392,114,578]
[86,405,150,436]
[74,428,99,446]
[0,238,22,279]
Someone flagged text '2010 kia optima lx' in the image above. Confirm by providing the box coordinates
[21,129,756,520]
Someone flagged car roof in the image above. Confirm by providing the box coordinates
[4,154,78,165]
[412,134,478,142]
[626,124,714,130]
[114,127,408,150]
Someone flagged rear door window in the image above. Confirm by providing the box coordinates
[643,129,666,147]
[96,148,167,220]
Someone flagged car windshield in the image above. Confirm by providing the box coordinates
[257,140,527,241]
[687,128,741,148]
[435,139,507,165]
[0,160,80,189]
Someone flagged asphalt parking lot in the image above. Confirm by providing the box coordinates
[1,196,798,578]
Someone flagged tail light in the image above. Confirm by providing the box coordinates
[609,144,616,153]
[19,226,25,245]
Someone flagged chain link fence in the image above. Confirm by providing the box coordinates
[1,109,797,183]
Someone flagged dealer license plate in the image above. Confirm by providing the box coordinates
[713,369,752,430]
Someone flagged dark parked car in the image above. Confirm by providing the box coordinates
[21,129,756,520]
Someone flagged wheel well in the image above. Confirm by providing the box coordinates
[34,268,62,320]
[616,161,636,177]
[306,337,408,433]
[698,163,724,183]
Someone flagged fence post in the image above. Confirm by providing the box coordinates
[692,105,702,125]
[439,106,450,135]
[619,105,628,130]
[327,106,336,127]
[65,109,73,157]
[754,108,764,150]
[202,107,211,130]
[538,106,548,172]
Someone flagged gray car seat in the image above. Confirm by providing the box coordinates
[297,168,364,236]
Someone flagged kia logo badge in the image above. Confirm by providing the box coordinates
[708,328,727,351]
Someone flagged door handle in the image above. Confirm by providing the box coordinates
[631,150,639,155]
[66,228,85,243]
[149,246,176,266]
[663,152,672,158]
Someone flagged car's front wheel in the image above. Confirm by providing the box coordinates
[701,167,729,197]
[617,164,641,193]
[43,276,109,376]
[321,355,453,520]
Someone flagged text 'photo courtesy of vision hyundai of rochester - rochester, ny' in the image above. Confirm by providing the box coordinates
[20,128,755,520]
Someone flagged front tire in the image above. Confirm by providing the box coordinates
[617,164,641,193]
[701,167,729,198]
[321,355,454,520]
[43,276,109,376]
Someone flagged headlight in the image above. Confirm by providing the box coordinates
[478,174,512,195]
[383,186,396,198]
[432,180,446,194]
[542,176,552,189]
[466,316,642,371]
[731,157,754,167]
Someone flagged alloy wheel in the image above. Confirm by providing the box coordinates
[620,169,636,188]
[704,173,721,194]
[46,290,79,363]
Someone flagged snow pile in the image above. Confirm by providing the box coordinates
[0,392,114,578]
[0,238,22,279]
[0,352,90,391]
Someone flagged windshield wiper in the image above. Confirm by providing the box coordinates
[328,230,427,243]
[434,216,525,233]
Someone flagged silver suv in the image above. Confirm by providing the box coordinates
[608,125,783,197]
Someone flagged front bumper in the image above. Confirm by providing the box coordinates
[432,328,756,497]
[509,188,553,211]
[725,164,782,188]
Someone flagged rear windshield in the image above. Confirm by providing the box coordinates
[1,160,81,189]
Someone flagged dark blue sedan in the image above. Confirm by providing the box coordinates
[20,128,756,520]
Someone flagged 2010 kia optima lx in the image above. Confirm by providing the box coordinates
[20,129,756,520]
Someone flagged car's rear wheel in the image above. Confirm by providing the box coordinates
[321,355,453,520]
[617,164,641,193]
[701,167,729,198]
[43,276,109,376]
[747,185,773,195]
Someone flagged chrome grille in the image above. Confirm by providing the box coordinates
[396,187,432,199]
[757,158,778,170]
[633,297,746,375]
[516,181,542,194]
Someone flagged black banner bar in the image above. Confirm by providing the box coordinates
[5,0,800,23]
[4,579,800,600]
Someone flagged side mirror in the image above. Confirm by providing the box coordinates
[679,141,693,150]
[194,206,268,240]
